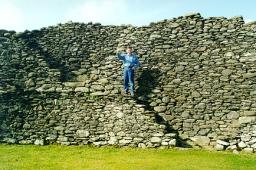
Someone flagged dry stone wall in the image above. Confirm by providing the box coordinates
[1,13,256,152]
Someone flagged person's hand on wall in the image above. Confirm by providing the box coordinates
[116,47,125,54]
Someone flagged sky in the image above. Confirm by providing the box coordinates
[0,0,256,31]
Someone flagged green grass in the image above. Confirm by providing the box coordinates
[0,144,255,170]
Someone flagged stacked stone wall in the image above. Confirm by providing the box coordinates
[0,13,256,152]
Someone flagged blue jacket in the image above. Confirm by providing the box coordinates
[117,53,140,69]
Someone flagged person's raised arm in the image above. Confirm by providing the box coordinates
[116,49,125,61]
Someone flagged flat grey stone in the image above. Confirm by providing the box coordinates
[64,82,85,87]
[34,139,44,145]
[90,92,106,96]
[76,130,90,138]
[154,106,167,112]
[221,69,232,76]
[242,148,254,153]
[116,112,124,119]
[239,116,256,124]
[227,111,239,119]
[150,137,162,143]
[75,87,89,92]
[241,111,256,116]
[217,140,229,146]
[168,139,176,146]
[215,144,224,151]
[190,136,210,147]
[238,141,247,148]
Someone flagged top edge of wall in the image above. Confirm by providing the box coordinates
[1,12,256,36]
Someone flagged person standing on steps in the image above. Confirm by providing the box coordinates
[117,47,140,96]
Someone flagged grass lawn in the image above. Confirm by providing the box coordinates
[0,144,255,170]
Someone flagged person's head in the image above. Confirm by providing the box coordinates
[126,47,133,55]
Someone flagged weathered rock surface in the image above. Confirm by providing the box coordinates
[0,13,256,152]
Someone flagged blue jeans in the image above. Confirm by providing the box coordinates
[123,67,135,94]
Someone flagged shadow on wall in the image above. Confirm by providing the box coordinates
[17,31,75,82]
[135,67,192,148]
[0,85,62,142]
[136,67,161,110]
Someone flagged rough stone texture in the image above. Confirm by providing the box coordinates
[0,13,256,152]
[215,144,225,151]
[190,136,210,148]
